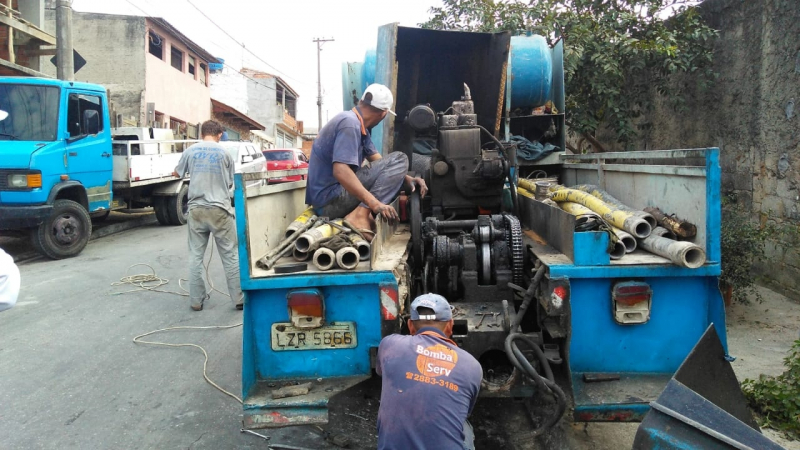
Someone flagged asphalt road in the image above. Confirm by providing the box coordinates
[2,217,798,449]
[0,222,320,450]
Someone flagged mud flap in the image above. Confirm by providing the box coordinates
[633,325,784,449]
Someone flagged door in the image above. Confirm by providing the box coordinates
[64,91,112,211]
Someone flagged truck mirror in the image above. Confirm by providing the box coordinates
[83,110,100,135]
[0,109,7,121]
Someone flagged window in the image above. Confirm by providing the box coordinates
[67,94,104,138]
[265,151,293,161]
[276,130,285,148]
[285,135,295,148]
[170,46,184,71]
[0,84,60,141]
[148,31,163,59]
[224,128,240,141]
[199,63,207,86]
[188,55,196,77]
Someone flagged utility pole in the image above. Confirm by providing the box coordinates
[313,37,334,131]
[55,0,74,81]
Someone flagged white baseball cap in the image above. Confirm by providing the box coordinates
[361,84,396,116]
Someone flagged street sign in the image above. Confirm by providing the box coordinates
[49,50,87,74]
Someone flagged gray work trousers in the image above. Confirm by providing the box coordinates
[318,151,409,219]
[187,206,244,308]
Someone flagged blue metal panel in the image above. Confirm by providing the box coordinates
[705,148,722,263]
[569,276,717,373]
[572,231,610,265]
[509,35,552,109]
[246,283,384,381]
[341,61,364,110]
[549,263,721,279]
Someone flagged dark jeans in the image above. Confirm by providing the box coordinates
[318,152,409,219]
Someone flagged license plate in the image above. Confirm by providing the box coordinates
[271,322,357,351]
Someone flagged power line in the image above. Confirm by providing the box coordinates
[182,0,308,88]
[121,0,283,95]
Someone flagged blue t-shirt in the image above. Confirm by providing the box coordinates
[305,108,378,207]
[376,327,483,450]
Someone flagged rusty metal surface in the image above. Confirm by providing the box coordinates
[520,194,576,261]
[243,376,370,429]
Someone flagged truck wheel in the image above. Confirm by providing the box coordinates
[166,184,189,226]
[153,197,171,226]
[32,199,92,259]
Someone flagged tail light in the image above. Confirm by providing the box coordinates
[287,289,324,328]
[612,281,652,324]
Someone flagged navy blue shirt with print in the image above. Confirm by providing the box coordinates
[376,327,483,450]
[305,108,377,208]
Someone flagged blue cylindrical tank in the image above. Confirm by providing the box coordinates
[510,35,552,109]
[361,49,377,89]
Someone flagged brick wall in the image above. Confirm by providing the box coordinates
[213,111,252,141]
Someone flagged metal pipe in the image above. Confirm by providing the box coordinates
[293,248,309,262]
[295,220,342,253]
[572,184,657,229]
[335,247,360,270]
[257,216,318,269]
[612,226,637,253]
[284,207,314,239]
[312,248,336,271]
[435,219,478,230]
[353,239,370,261]
[551,188,652,238]
[638,227,706,268]
[651,226,677,240]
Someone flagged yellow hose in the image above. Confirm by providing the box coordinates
[550,188,652,238]
[284,207,315,238]
[518,186,534,199]
[558,201,597,217]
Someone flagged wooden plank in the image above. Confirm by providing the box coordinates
[0,14,57,46]
[0,58,52,77]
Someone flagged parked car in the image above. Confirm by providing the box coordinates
[221,141,267,188]
[263,148,308,183]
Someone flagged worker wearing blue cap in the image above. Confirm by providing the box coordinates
[376,293,482,450]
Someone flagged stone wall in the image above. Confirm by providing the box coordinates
[616,0,800,298]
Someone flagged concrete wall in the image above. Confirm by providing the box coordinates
[210,67,249,115]
[41,12,146,125]
[143,20,211,126]
[614,0,800,299]
[243,74,283,137]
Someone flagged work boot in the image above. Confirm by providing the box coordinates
[191,294,209,311]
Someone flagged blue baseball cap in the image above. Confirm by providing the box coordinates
[410,293,452,321]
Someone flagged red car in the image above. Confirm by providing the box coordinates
[263,148,309,183]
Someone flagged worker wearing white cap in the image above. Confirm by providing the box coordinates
[0,248,20,312]
[305,84,427,239]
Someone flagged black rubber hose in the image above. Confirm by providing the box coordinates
[504,264,567,437]
[504,333,567,437]
[511,265,546,331]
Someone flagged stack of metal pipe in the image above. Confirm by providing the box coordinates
[523,182,706,268]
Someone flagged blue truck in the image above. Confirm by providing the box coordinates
[0,77,194,259]
[233,25,774,448]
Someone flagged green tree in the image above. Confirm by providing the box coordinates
[421,0,717,146]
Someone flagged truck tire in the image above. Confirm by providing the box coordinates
[166,184,189,226]
[32,199,92,259]
[153,197,171,226]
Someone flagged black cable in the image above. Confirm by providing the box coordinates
[503,264,567,437]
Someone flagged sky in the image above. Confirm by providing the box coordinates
[71,0,442,129]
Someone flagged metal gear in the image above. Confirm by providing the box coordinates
[504,214,524,285]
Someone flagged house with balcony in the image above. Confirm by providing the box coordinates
[40,12,217,136]
[211,66,303,148]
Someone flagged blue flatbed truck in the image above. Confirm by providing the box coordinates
[233,24,778,449]
[0,77,194,259]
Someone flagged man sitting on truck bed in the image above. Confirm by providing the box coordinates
[305,83,427,239]
[172,120,244,311]
[376,293,482,450]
